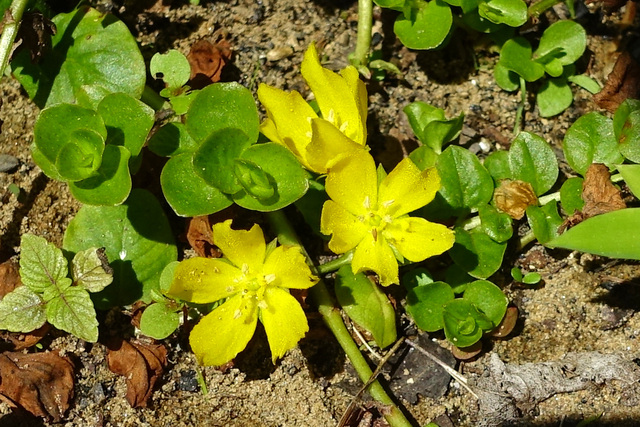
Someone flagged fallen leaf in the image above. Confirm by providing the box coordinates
[186,216,219,258]
[594,51,640,113]
[187,38,232,89]
[0,260,21,297]
[0,351,74,422]
[14,12,57,63]
[582,163,626,218]
[106,337,167,408]
[493,180,538,220]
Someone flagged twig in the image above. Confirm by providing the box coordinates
[0,0,29,76]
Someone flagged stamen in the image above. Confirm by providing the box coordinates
[382,199,395,208]
[339,121,349,133]
[327,109,335,123]
[363,196,371,209]
[233,309,242,319]
[258,300,268,310]
[264,274,277,284]
[241,264,250,275]
[372,228,378,242]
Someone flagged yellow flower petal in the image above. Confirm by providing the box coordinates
[351,232,399,286]
[259,117,283,145]
[306,118,366,173]
[325,151,377,216]
[167,257,241,304]
[383,216,455,262]
[213,220,266,271]
[301,43,366,145]
[190,294,258,366]
[263,245,318,289]
[260,287,309,363]
[340,66,368,141]
[320,200,369,254]
[379,158,441,218]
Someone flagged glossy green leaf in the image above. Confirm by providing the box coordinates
[19,234,68,293]
[71,248,113,293]
[394,0,452,50]
[233,143,309,212]
[63,189,178,308]
[148,122,198,157]
[406,281,454,332]
[562,112,621,175]
[403,101,463,153]
[537,77,573,117]
[617,164,640,199]
[559,177,584,215]
[614,99,640,163]
[498,37,545,82]
[493,62,520,92]
[547,208,640,259]
[568,74,601,94]
[0,286,46,333]
[401,267,434,291]
[534,20,586,67]
[445,265,474,293]
[462,280,508,326]
[185,82,259,144]
[527,200,563,244]
[234,159,276,200]
[335,266,396,348]
[46,286,98,342]
[483,150,511,182]
[442,299,490,347]
[478,204,513,243]
[139,302,180,340]
[69,145,132,206]
[509,132,558,195]
[408,145,439,170]
[97,93,154,159]
[150,50,191,89]
[449,228,507,279]
[159,261,180,294]
[478,0,527,27]
[11,6,145,108]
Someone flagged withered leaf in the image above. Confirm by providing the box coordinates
[582,163,626,218]
[493,180,538,220]
[0,260,21,297]
[0,351,74,422]
[106,337,167,408]
[594,51,640,113]
[186,216,219,258]
[187,38,232,89]
[14,12,57,63]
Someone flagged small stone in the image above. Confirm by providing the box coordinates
[266,46,293,62]
[0,154,19,173]
[177,369,200,392]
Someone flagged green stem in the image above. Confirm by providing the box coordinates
[266,210,413,427]
[141,85,169,112]
[0,0,29,76]
[352,0,373,67]
[527,0,563,17]
[514,77,527,136]
[317,252,353,274]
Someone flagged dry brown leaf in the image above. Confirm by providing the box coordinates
[106,337,167,408]
[0,351,74,422]
[0,260,21,297]
[593,51,640,113]
[187,38,232,89]
[186,216,219,258]
[582,163,626,217]
[493,180,538,220]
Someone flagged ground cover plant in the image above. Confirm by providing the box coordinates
[0,0,640,425]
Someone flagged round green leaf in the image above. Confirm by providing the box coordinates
[462,280,508,326]
[526,201,563,244]
[406,281,454,332]
[63,189,178,308]
[442,299,489,347]
[478,204,513,243]
[534,20,586,67]
[483,150,511,183]
[148,122,198,157]
[449,228,507,279]
[97,93,155,158]
[498,37,545,82]
[161,153,233,217]
[509,131,558,195]
[55,129,106,181]
[493,62,520,92]
[11,6,146,108]
[562,112,621,175]
[394,0,452,50]
[537,77,573,117]
[139,302,180,340]
[185,82,259,144]
[234,159,276,200]
[401,267,434,291]
[559,176,584,215]
[233,143,309,211]
[478,0,527,27]
[150,50,191,89]
[614,100,640,163]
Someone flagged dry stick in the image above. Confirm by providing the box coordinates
[338,337,406,427]
[403,338,478,399]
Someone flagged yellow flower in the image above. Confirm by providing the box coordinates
[320,152,455,286]
[257,43,368,173]
[166,220,318,366]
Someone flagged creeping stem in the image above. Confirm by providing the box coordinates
[266,210,413,427]
[352,0,373,68]
[0,0,29,76]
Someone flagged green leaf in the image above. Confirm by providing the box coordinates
[148,122,198,157]
[445,265,474,293]
[462,280,508,326]
[46,286,98,342]
[442,299,489,347]
[19,234,69,293]
[72,248,113,293]
[523,272,542,284]
[406,281,454,332]
[139,303,180,340]
[403,101,463,153]
[617,164,640,199]
[159,261,180,294]
[614,99,640,163]
[234,159,276,200]
[11,6,146,108]
[335,266,396,348]
[0,286,47,333]
[537,77,573,117]
[562,112,622,175]
[534,20,586,67]
[478,204,513,243]
[526,200,563,244]
[559,177,584,214]
[401,267,434,291]
[493,62,520,92]
[33,104,106,182]
[498,37,545,82]
[233,143,309,212]
[185,82,259,144]
[394,0,453,50]
[568,74,601,94]
[509,131,558,195]
[478,0,527,27]
[69,145,132,206]
[150,50,191,90]
[408,145,439,170]
[435,145,494,213]
[449,228,507,279]
[547,208,640,259]
[483,150,511,182]
[161,153,233,217]
[63,189,178,308]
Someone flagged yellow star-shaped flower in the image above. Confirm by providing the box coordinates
[320,152,455,286]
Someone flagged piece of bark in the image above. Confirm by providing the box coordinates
[594,51,640,113]
[106,337,167,408]
[0,351,74,422]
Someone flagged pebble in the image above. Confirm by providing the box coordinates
[0,154,19,173]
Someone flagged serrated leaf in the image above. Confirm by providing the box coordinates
[42,277,73,302]
[0,287,46,333]
[562,112,621,175]
[406,281,454,332]
[72,248,113,293]
[19,234,69,293]
[139,303,180,340]
[335,266,396,348]
[509,131,558,195]
[46,286,98,342]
